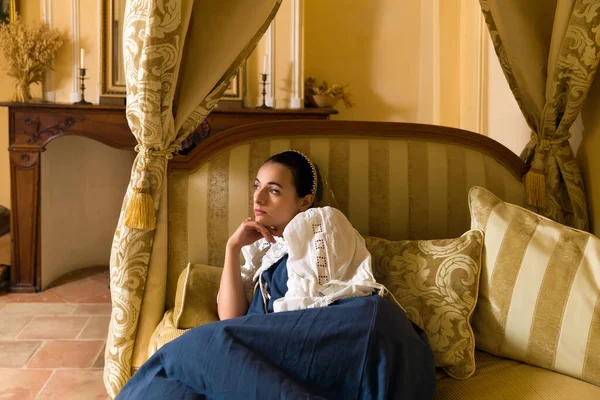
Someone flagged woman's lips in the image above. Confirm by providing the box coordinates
[254,209,266,216]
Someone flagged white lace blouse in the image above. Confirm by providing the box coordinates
[240,206,390,312]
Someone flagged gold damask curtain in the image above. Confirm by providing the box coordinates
[480,0,600,230]
[104,1,281,397]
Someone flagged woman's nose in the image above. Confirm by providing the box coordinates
[254,189,265,205]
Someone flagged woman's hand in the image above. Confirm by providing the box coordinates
[227,217,276,249]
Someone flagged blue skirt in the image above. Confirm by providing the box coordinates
[118,256,435,399]
[117,296,435,399]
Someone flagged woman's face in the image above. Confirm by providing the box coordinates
[253,162,312,234]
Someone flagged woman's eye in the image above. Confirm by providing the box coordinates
[253,184,259,190]
[269,189,280,194]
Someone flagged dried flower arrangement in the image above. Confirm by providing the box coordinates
[0,17,63,102]
[305,77,355,109]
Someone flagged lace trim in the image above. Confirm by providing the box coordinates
[312,222,329,285]
[252,237,288,283]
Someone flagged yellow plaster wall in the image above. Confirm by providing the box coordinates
[50,0,100,103]
[245,0,294,108]
[304,0,423,122]
[439,0,461,128]
[302,0,486,130]
[0,0,41,208]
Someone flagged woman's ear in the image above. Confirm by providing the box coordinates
[299,194,314,211]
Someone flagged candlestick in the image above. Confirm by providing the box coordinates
[258,73,272,109]
[74,68,92,105]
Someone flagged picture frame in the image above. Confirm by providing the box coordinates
[0,0,17,25]
[223,68,243,100]
[100,0,246,107]
[100,0,126,105]
[216,65,245,108]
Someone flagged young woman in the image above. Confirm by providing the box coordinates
[117,151,436,400]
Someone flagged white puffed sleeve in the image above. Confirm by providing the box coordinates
[273,207,383,312]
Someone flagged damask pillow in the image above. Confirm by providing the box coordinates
[364,230,483,379]
[469,186,600,386]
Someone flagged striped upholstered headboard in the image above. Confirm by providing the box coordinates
[165,120,528,307]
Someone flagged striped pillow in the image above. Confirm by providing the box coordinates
[469,186,600,386]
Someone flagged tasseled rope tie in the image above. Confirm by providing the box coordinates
[124,144,178,230]
[523,132,571,209]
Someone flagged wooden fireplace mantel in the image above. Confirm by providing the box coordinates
[1,102,337,292]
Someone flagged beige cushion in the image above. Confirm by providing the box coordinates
[434,350,600,399]
[365,230,483,379]
[147,310,189,358]
[469,186,600,386]
[173,263,222,329]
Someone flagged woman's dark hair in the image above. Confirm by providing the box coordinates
[265,151,324,205]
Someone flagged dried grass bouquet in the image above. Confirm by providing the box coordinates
[305,77,355,108]
[0,17,63,102]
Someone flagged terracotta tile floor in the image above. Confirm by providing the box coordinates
[0,267,111,399]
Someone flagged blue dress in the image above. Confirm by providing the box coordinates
[246,254,290,315]
[117,255,436,399]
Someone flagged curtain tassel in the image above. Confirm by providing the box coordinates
[524,168,546,209]
[123,145,177,230]
[124,168,156,230]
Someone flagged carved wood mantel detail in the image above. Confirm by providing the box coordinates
[1,102,336,292]
[22,117,77,145]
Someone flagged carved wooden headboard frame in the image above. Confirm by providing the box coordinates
[169,120,527,179]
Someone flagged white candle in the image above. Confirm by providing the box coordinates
[262,54,268,75]
[80,48,85,69]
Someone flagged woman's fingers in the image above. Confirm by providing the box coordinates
[267,226,280,237]
[246,221,275,243]
[258,226,276,243]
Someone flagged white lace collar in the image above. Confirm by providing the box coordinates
[251,236,288,282]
